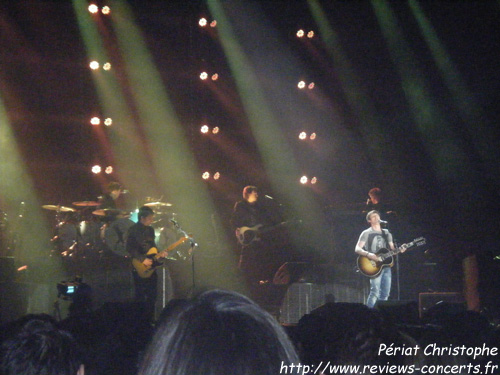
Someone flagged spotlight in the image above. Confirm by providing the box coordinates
[92,165,101,174]
[200,72,208,80]
[308,82,315,89]
[202,172,210,180]
[297,81,306,89]
[212,126,219,134]
[300,176,308,184]
[89,61,100,70]
[103,62,111,71]
[299,132,307,140]
[213,172,220,180]
[210,20,217,28]
[199,18,207,27]
[296,29,304,38]
[211,73,219,81]
[102,6,111,15]
[105,166,113,174]
[310,132,316,140]
[104,118,113,126]
[88,4,99,14]
[201,125,209,134]
[307,30,315,39]
[90,117,101,126]
[311,177,318,184]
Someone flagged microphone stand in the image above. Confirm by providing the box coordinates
[171,220,198,294]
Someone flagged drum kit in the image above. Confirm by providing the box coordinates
[43,199,183,259]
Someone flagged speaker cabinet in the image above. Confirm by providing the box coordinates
[418,292,464,318]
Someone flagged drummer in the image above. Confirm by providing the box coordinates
[98,181,123,210]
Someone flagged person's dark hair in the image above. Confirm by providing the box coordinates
[368,187,382,199]
[366,210,380,222]
[138,206,154,221]
[242,185,258,200]
[106,181,122,193]
[0,319,84,375]
[138,289,299,375]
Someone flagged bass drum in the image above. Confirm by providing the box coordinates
[104,218,134,257]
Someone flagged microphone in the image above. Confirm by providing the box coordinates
[121,189,129,194]
[264,195,274,200]
[379,220,388,224]
[170,219,179,227]
[366,198,371,205]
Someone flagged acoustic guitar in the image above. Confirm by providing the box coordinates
[132,236,190,278]
[357,237,426,278]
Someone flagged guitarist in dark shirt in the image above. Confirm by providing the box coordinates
[231,186,288,312]
[126,206,161,322]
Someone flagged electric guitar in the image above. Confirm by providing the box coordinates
[132,236,190,278]
[357,237,426,278]
[235,220,300,246]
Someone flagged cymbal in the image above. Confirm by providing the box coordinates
[144,201,173,207]
[73,201,99,207]
[92,208,129,217]
[42,205,76,212]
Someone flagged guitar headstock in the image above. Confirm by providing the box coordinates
[411,237,426,247]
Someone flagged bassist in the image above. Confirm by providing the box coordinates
[355,210,405,308]
[230,186,288,312]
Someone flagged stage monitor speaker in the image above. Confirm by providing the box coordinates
[418,292,464,319]
[374,300,419,325]
[279,282,366,324]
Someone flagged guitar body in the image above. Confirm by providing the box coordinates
[235,224,263,246]
[132,236,191,278]
[132,247,163,279]
[357,237,426,278]
[357,248,394,278]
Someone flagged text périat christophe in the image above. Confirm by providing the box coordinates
[379,343,497,360]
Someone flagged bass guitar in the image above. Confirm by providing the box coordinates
[357,237,426,278]
[235,220,300,246]
[132,236,190,278]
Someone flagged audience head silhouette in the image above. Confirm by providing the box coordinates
[0,318,84,375]
[138,289,299,375]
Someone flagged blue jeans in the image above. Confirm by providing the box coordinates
[366,267,391,308]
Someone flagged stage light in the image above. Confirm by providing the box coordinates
[213,172,220,180]
[102,6,111,15]
[199,18,207,27]
[92,165,101,174]
[300,176,308,184]
[201,125,209,133]
[88,4,99,14]
[103,62,111,71]
[211,73,219,81]
[308,82,315,89]
[105,166,113,174]
[311,177,318,184]
[89,61,99,70]
[210,20,217,28]
[104,118,112,126]
[297,81,306,89]
[202,172,210,180]
[296,29,304,38]
[310,132,316,140]
[200,72,208,80]
[212,126,219,134]
[299,132,307,140]
[90,117,101,125]
[307,30,315,39]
